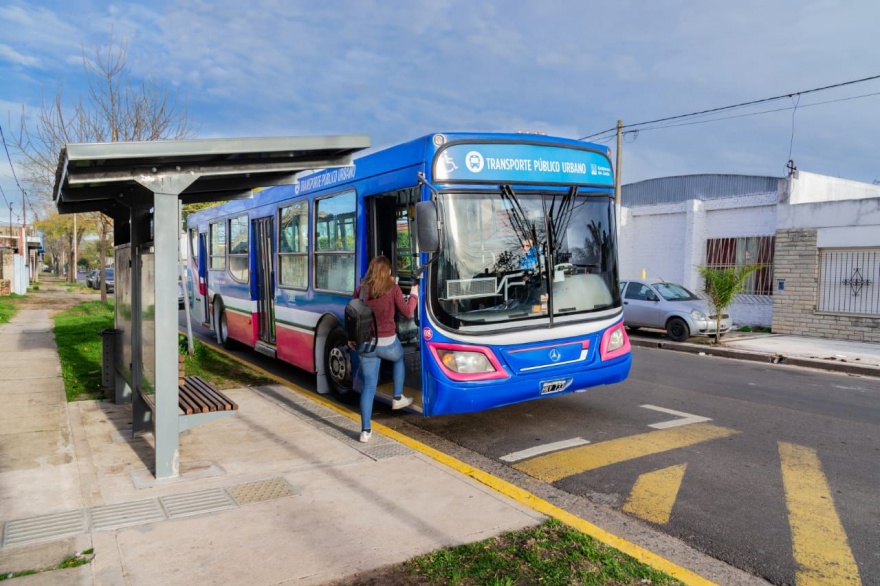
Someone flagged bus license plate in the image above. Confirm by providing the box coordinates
[541,379,568,395]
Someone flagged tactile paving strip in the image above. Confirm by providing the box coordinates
[90,499,165,530]
[228,478,297,505]
[2,510,87,547]
[0,477,295,548]
[161,489,237,518]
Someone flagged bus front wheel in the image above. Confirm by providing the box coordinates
[324,327,357,404]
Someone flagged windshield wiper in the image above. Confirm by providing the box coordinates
[499,185,537,248]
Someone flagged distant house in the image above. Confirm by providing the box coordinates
[619,171,880,343]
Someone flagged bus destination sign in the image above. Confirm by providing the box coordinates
[433,143,613,186]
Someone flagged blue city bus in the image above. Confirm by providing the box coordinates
[185,132,631,416]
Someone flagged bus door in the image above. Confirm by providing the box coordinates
[367,188,422,406]
[253,217,276,357]
[195,232,210,325]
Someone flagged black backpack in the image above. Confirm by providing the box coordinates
[344,285,377,350]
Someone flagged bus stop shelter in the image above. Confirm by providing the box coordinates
[52,135,370,479]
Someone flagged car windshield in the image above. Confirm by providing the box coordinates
[652,281,698,301]
[105,268,114,279]
[430,188,621,329]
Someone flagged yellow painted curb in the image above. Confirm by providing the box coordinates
[197,338,716,586]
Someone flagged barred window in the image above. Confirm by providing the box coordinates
[706,236,775,295]
[818,248,880,315]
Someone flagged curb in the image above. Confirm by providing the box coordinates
[629,338,880,378]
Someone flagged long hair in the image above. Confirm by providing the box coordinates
[362,256,393,299]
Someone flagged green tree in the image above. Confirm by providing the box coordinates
[696,265,761,344]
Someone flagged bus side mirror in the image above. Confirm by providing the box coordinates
[414,201,440,253]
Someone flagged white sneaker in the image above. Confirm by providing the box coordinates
[359,430,372,443]
[392,396,414,410]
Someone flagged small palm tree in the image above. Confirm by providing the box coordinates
[695,265,761,344]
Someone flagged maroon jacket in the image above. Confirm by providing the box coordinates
[353,283,417,339]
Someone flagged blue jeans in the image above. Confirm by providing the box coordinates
[357,337,405,431]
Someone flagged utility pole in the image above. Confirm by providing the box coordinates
[73,213,78,282]
[615,119,623,238]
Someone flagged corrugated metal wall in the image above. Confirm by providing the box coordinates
[622,174,781,207]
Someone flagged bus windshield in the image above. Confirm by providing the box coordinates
[432,187,621,329]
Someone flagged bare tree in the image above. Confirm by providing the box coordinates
[13,33,194,297]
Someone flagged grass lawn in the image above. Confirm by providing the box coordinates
[53,300,270,401]
[0,295,21,324]
[338,519,683,585]
[53,301,116,401]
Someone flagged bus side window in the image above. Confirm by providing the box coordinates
[315,190,357,292]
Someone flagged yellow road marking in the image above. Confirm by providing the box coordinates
[779,442,861,586]
[514,423,738,482]
[623,464,688,524]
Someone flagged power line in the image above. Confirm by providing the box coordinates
[580,74,880,141]
[0,123,33,215]
[592,90,880,135]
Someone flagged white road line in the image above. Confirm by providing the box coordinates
[641,404,712,429]
[500,438,591,462]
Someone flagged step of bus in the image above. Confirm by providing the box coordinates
[254,341,277,358]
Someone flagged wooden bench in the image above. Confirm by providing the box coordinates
[178,375,238,414]
[135,375,238,434]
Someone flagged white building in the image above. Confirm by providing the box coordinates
[619,170,880,343]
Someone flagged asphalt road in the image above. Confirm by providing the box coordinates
[182,315,878,585]
[397,346,879,586]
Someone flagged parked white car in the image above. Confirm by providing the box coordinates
[619,278,731,342]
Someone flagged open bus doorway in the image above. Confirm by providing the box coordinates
[366,187,423,409]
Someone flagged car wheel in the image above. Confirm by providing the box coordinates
[213,299,238,349]
[666,317,689,342]
[324,326,357,404]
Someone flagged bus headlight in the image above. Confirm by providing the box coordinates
[438,349,494,373]
[427,342,509,381]
[600,322,631,361]
[606,328,625,353]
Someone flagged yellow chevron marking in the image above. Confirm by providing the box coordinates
[514,423,737,482]
[779,442,861,586]
[623,464,688,524]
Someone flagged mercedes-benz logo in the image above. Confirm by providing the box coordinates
[548,348,561,362]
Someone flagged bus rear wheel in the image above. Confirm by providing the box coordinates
[324,327,357,404]
[213,299,238,349]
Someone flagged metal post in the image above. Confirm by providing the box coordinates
[154,190,182,479]
[615,119,623,239]
[179,199,194,355]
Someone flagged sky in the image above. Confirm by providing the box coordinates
[2,0,880,226]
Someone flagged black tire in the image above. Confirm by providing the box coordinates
[666,317,689,342]
[324,326,357,404]
[213,299,238,349]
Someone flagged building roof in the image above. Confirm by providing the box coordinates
[622,173,781,207]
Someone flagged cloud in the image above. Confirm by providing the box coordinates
[2,0,880,186]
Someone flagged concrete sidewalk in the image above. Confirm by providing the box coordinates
[629,330,880,377]
[6,292,874,585]
[0,301,548,585]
